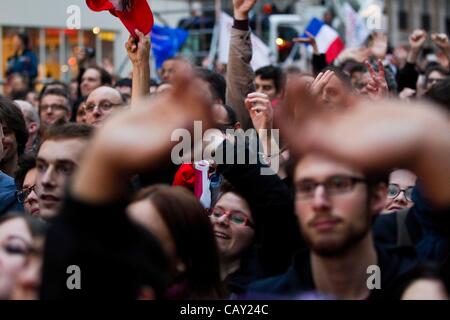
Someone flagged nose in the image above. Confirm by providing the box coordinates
[41,166,56,189]
[394,191,408,204]
[311,185,332,211]
[25,189,39,204]
[215,214,230,227]
[92,106,102,117]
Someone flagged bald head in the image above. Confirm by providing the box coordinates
[15,100,40,151]
[85,86,125,127]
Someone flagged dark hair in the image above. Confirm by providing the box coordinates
[38,87,72,110]
[115,78,132,88]
[133,185,224,299]
[15,32,30,50]
[0,96,29,157]
[0,212,48,239]
[425,78,450,111]
[42,123,93,143]
[320,66,353,89]
[15,152,36,188]
[223,104,238,126]
[38,81,70,102]
[349,63,369,77]
[425,65,450,83]
[255,65,284,93]
[83,66,113,86]
[195,68,226,104]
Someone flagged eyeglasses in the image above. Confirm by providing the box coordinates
[387,184,414,202]
[16,185,36,203]
[208,207,254,228]
[85,101,122,113]
[40,104,70,113]
[296,175,367,200]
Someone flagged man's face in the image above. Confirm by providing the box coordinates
[0,124,18,164]
[426,70,448,91]
[294,154,382,257]
[36,138,87,220]
[351,71,371,95]
[320,75,350,108]
[80,68,102,97]
[160,60,175,83]
[85,87,124,127]
[39,94,71,127]
[255,76,278,100]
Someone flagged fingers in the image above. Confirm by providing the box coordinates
[365,60,377,80]
[247,92,270,100]
[293,37,312,44]
[377,59,386,79]
[246,97,271,108]
[305,31,315,39]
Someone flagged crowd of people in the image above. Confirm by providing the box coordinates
[0,0,449,300]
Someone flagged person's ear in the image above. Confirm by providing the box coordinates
[29,122,38,135]
[370,183,388,217]
[65,111,72,122]
[233,122,241,130]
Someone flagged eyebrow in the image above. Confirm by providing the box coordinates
[37,158,77,166]
[5,235,32,245]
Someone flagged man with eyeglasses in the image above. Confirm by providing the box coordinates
[38,88,72,129]
[84,86,126,127]
[247,153,416,300]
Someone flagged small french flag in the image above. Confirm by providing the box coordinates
[304,18,345,64]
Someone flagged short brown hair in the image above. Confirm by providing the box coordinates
[42,123,93,143]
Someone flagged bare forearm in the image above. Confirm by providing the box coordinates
[131,63,150,105]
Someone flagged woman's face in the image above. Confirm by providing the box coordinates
[23,168,40,217]
[210,192,255,260]
[0,218,33,299]
[383,169,417,214]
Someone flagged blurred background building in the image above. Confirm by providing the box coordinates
[2,0,450,88]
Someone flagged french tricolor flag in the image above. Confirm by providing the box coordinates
[305,18,345,64]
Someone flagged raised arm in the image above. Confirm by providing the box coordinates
[226,0,258,130]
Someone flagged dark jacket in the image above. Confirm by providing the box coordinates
[6,49,38,80]
[216,139,304,277]
[40,193,169,299]
[373,184,449,264]
[246,245,418,300]
[0,171,23,216]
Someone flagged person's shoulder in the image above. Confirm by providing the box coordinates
[246,272,294,299]
[373,212,398,245]
[0,171,15,188]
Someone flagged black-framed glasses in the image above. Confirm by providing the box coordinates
[387,184,414,202]
[40,104,70,113]
[296,176,367,200]
[85,101,122,113]
[16,185,36,203]
[208,207,254,228]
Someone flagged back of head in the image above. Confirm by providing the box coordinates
[425,78,450,111]
[195,68,226,104]
[134,185,223,299]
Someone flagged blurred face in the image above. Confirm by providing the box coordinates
[85,87,124,127]
[12,35,23,52]
[127,200,178,271]
[76,103,87,124]
[0,124,18,163]
[39,94,71,127]
[22,168,40,217]
[383,169,417,214]
[80,68,102,97]
[11,237,44,301]
[294,154,383,257]
[426,70,448,91]
[351,71,371,95]
[210,192,255,261]
[0,218,33,300]
[36,138,87,220]
[255,76,278,100]
[161,60,175,83]
[320,75,349,108]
